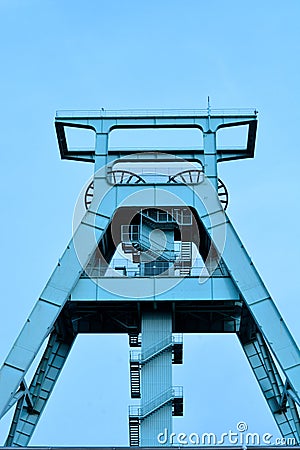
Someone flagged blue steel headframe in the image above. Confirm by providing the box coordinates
[1,108,300,447]
[55,108,258,165]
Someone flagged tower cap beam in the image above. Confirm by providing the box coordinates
[55,108,257,163]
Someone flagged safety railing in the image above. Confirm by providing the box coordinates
[128,386,183,419]
[138,235,175,262]
[56,108,257,118]
[121,225,140,243]
[83,258,213,278]
[140,208,193,225]
[142,209,176,223]
[130,334,183,364]
[121,224,177,259]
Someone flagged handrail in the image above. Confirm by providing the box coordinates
[56,108,257,118]
[142,210,176,223]
[83,257,214,278]
[138,233,175,261]
[121,224,176,258]
[141,334,173,361]
[130,334,183,363]
[128,386,183,418]
[132,334,172,362]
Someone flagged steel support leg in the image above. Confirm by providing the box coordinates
[0,209,110,418]
[239,311,300,443]
[6,330,75,446]
[203,212,300,401]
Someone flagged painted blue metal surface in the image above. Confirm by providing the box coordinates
[0,108,299,446]
[139,312,174,446]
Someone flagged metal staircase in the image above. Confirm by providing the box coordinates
[129,334,183,399]
[129,387,183,446]
[121,224,176,263]
[175,241,192,276]
[129,386,183,420]
[128,416,140,447]
[131,334,183,365]
[129,333,183,446]
[1,108,300,447]
[129,333,141,348]
[121,208,193,272]
[121,217,194,277]
[130,361,141,399]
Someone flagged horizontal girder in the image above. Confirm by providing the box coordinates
[71,275,240,302]
[58,300,243,335]
[55,109,257,163]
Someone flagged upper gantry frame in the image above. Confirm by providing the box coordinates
[0,108,299,446]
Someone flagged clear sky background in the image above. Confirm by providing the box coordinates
[0,0,300,446]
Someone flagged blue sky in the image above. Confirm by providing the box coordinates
[0,0,299,446]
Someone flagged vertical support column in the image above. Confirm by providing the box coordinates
[203,132,218,190]
[140,311,173,446]
[95,132,109,172]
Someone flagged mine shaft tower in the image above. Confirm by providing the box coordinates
[0,108,299,446]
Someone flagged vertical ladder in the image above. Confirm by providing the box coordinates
[128,387,183,446]
[129,416,140,446]
[129,333,141,348]
[178,242,192,276]
[129,335,183,399]
[130,361,141,399]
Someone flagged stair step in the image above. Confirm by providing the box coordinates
[130,361,141,399]
[129,334,141,347]
[173,397,184,416]
[172,343,183,364]
[129,417,140,447]
[122,243,136,254]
